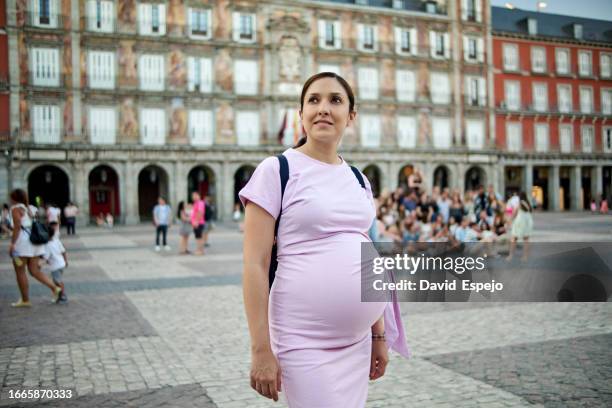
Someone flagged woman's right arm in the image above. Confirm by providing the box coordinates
[242,201,281,402]
[9,208,22,256]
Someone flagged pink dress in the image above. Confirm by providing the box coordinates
[239,148,410,407]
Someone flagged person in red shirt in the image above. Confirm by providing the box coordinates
[190,191,205,255]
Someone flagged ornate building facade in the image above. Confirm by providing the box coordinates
[3,0,495,223]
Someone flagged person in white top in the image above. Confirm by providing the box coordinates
[8,189,63,307]
[46,204,61,224]
[42,222,68,303]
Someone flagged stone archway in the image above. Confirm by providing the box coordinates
[28,165,70,213]
[138,165,169,221]
[89,165,120,222]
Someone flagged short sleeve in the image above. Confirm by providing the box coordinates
[238,156,282,220]
[59,241,66,253]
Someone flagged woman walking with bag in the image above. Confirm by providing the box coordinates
[8,189,63,307]
[240,72,409,407]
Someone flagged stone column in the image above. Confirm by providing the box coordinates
[72,161,88,225]
[523,164,533,196]
[457,162,466,196]
[497,165,506,200]
[592,165,603,202]
[221,160,233,221]
[118,162,128,224]
[548,165,560,211]
[7,0,20,139]
[71,0,82,139]
[175,161,187,206]
[569,166,582,210]
[124,162,140,224]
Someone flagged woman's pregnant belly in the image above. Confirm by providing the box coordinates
[269,236,386,353]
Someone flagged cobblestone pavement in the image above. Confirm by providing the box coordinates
[0,213,611,407]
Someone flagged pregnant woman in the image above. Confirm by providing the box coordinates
[240,72,409,407]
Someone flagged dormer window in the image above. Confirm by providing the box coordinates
[527,18,537,35]
[573,24,583,40]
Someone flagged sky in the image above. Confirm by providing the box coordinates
[490,0,612,21]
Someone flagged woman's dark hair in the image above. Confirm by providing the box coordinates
[294,72,356,148]
[177,201,185,218]
[10,189,28,206]
[519,192,532,212]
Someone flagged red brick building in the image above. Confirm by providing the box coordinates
[492,6,611,210]
[0,0,8,142]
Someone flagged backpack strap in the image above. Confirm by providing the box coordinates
[350,165,366,189]
[274,154,289,238]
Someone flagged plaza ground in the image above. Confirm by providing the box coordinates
[0,212,611,407]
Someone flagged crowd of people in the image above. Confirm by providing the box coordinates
[369,172,536,260]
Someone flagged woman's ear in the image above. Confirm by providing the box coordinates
[347,110,356,128]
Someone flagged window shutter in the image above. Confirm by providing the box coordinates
[232,12,240,42]
[372,26,378,51]
[478,77,486,106]
[49,0,57,27]
[158,4,166,35]
[429,31,436,58]
[477,38,484,62]
[318,20,326,48]
[394,27,402,54]
[87,0,95,30]
[334,21,341,48]
[201,58,212,92]
[475,0,482,23]
[187,57,195,91]
[32,0,39,24]
[139,4,149,35]
[463,36,469,61]
[410,28,417,56]
[444,33,450,59]
[357,24,364,51]
[461,0,467,20]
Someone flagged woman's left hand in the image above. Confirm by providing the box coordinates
[369,340,389,381]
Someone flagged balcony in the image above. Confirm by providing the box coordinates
[29,71,63,88]
[314,0,447,15]
[497,101,607,117]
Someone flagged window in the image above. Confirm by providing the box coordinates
[531,47,546,73]
[319,20,341,49]
[360,114,381,148]
[31,47,60,87]
[396,70,415,102]
[188,8,211,39]
[358,24,377,51]
[188,110,213,146]
[573,24,583,40]
[318,64,340,75]
[601,53,611,78]
[534,123,549,152]
[506,122,522,152]
[579,87,593,114]
[581,126,593,153]
[504,80,521,111]
[397,116,416,148]
[463,37,483,62]
[236,111,260,146]
[503,43,519,71]
[578,51,592,77]
[87,0,114,32]
[232,12,256,43]
[87,50,115,89]
[603,127,612,153]
[557,84,572,113]
[395,27,417,55]
[465,76,485,107]
[430,72,450,104]
[532,83,548,112]
[602,89,612,115]
[466,119,484,150]
[432,117,451,149]
[89,107,116,144]
[358,67,379,100]
[30,0,58,28]
[430,31,450,59]
[555,48,570,74]
[32,105,60,144]
[187,57,212,93]
[527,18,537,35]
[461,0,481,22]
[138,3,166,36]
[140,108,166,145]
[234,60,258,95]
[559,125,572,153]
[138,54,164,91]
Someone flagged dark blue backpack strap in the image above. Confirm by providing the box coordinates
[350,165,366,189]
[274,154,289,237]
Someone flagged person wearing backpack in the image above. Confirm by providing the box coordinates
[240,72,409,406]
[8,189,63,307]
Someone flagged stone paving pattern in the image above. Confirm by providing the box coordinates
[0,213,611,407]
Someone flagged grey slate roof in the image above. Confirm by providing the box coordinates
[492,6,612,44]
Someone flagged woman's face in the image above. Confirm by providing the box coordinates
[300,77,355,146]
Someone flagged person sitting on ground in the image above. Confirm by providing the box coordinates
[105,213,114,228]
[96,213,105,227]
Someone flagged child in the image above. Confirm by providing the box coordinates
[42,222,68,303]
